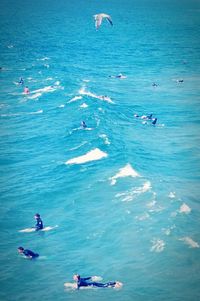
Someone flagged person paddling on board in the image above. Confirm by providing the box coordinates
[24,86,30,94]
[34,213,43,231]
[81,121,87,129]
[73,274,122,289]
[19,77,24,85]
[18,247,39,259]
[152,118,157,125]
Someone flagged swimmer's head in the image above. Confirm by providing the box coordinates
[18,247,24,253]
[34,213,40,219]
[73,274,80,281]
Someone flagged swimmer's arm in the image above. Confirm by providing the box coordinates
[82,277,92,281]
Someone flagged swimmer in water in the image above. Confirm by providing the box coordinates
[81,121,87,129]
[152,82,158,87]
[24,86,30,94]
[141,114,153,120]
[146,114,153,120]
[73,274,121,289]
[109,73,126,79]
[34,213,43,231]
[18,247,39,259]
[19,77,24,85]
[152,118,157,125]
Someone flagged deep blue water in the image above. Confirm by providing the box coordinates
[0,0,200,300]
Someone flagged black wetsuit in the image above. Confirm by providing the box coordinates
[23,249,39,258]
[35,217,43,230]
[152,118,157,125]
[77,277,116,289]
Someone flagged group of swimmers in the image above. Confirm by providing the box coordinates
[18,213,121,289]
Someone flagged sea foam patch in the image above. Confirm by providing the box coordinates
[67,96,82,103]
[79,87,114,104]
[80,103,88,108]
[179,203,191,214]
[179,237,199,248]
[116,181,151,202]
[110,164,140,185]
[99,134,110,145]
[65,148,108,165]
[150,239,165,253]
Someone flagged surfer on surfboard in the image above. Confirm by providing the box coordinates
[72,274,122,289]
[34,213,43,231]
[18,247,39,259]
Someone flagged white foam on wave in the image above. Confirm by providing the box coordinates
[67,96,82,103]
[110,164,140,186]
[37,57,50,61]
[99,134,110,145]
[65,148,108,165]
[1,110,43,117]
[179,203,191,214]
[31,86,56,94]
[150,239,165,253]
[179,237,199,248]
[115,181,151,202]
[27,93,42,100]
[80,103,88,108]
[162,225,176,236]
[79,87,114,104]
[69,141,87,151]
[25,84,60,101]
[136,212,150,221]
[169,192,176,198]
[116,181,151,202]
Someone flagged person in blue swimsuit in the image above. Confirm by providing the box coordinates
[19,77,24,85]
[34,213,43,231]
[18,247,39,259]
[73,274,121,289]
[152,118,157,125]
[81,121,87,129]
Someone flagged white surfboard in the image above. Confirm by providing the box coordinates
[64,282,77,289]
[19,225,58,233]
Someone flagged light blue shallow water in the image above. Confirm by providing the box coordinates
[0,0,200,300]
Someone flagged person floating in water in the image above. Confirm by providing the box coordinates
[81,121,87,129]
[109,73,126,79]
[73,274,122,289]
[152,118,157,125]
[24,86,30,94]
[152,82,158,87]
[19,77,24,85]
[141,114,153,120]
[18,247,39,259]
[34,213,43,231]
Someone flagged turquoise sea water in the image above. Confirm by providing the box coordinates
[0,0,200,300]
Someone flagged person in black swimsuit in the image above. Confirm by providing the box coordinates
[73,274,120,289]
[34,213,43,231]
[18,247,39,259]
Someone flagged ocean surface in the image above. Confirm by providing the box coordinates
[0,0,200,300]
